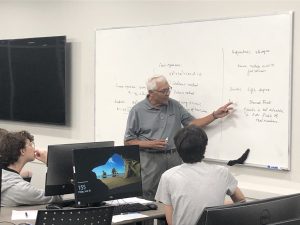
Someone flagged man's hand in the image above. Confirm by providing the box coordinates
[125,139,167,150]
[213,102,234,119]
[149,139,167,150]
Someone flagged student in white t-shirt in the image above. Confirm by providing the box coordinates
[155,125,245,225]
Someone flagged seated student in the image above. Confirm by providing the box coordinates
[0,130,62,206]
[0,128,33,181]
[0,128,8,137]
[155,125,245,225]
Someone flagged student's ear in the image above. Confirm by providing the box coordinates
[20,148,26,156]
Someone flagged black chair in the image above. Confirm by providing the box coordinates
[268,218,300,225]
[35,206,114,225]
[0,163,2,209]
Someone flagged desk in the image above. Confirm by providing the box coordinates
[236,175,300,200]
[0,203,165,225]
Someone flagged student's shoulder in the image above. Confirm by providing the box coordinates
[204,163,230,175]
[162,165,182,178]
[2,169,23,179]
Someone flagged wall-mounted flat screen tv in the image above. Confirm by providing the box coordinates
[0,36,66,125]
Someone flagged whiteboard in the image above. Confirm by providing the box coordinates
[95,12,293,170]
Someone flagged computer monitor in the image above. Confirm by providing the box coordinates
[45,141,114,196]
[268,218,300,225]
[197,193,300,225]
[72,145,142,207]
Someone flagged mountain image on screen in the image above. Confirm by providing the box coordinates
[92,153,140,190]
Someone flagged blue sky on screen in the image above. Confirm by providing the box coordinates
[92,153,125,176]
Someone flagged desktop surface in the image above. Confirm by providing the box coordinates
[0,201,165,225]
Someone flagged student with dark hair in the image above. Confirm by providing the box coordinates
[0,131,62,206]
[0,128,9,141]
[1,129,34,182]
[155,125,245,225]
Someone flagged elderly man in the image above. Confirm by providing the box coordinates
[124,75,233,201]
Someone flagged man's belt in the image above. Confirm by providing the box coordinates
[140,148,176,154]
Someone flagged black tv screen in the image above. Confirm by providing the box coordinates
[0,36,66,125]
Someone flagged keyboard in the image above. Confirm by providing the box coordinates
[50,199,76,208]
[113,203,152,215]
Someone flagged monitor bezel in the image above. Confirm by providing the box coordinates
[72,145,142,206]
[45,141,114,196]
[197,193,300,225]
[0,35,67,125]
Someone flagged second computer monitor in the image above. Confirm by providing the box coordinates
[268,218,300,225]
[45,141,114,196]
[72,145,142,206]
[197,193,300,225]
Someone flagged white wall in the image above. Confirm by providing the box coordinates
[1,1,300,197]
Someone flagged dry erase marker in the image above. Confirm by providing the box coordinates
[25,212,28,218]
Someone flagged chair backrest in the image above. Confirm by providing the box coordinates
[0,163,2,209]
[197,193,300,225]
[267,218,300,225]
[35,206,114,225]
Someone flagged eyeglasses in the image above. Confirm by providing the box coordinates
[26,141,35,149]
[154,86,172,95]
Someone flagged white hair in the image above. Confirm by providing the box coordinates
[146,75,168,91]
